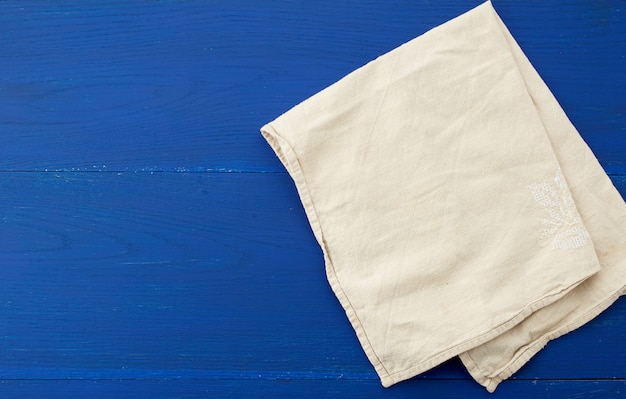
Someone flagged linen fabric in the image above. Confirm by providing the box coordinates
[261,1,626,392]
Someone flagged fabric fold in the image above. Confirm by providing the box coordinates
[261,0,626,392]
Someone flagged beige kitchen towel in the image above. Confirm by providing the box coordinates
[261,0,626,391]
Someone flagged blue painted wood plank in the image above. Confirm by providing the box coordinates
[0,1,624,173]
[0,172,624,385]
[1,0,625,397]
[0,379,623,399]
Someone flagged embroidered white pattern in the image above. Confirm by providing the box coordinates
[528,169,589,250]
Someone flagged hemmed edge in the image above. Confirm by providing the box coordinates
[460,284,626,393]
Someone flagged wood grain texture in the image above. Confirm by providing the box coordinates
[0,173,624,395]
[0,380,625,399]
[0,0,625,397]
[0,0,624,173]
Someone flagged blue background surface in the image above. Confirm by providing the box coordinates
[0,1,624,397]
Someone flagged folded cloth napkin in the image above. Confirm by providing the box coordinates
[261,0,626,392]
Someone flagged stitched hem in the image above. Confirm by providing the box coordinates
[261,123,391,382]
[379,267,596,387]
[460,284,626,393]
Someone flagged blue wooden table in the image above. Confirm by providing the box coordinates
[1,1,624,397]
